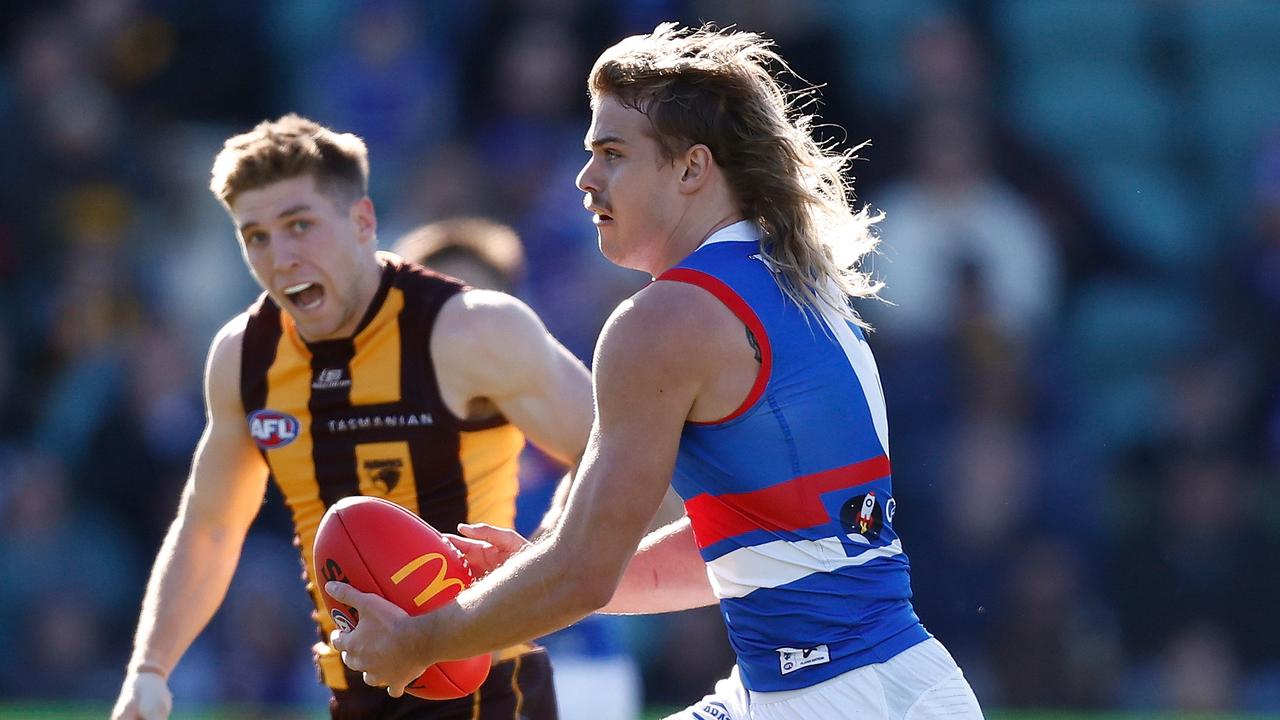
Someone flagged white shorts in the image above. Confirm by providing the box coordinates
[666,638,983,720]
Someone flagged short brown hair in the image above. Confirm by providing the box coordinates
[209,114,370,208]
[590,24,881,325]
[393,218,526,287]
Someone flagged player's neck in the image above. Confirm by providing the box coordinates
[303,255,386,343]
[346,254,389,330]
[648,210,745,278]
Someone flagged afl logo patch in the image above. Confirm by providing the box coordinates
[247,409,300,449]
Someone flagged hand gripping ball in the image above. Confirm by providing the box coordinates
[314,496,490,699]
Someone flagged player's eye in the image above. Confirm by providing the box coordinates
[604,149,621,160]
[244,231,269,247]
[289,219,311,234]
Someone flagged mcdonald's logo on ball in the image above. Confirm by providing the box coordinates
[313,496,490,699]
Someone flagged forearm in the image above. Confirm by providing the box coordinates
[600,517,717,614]
[127,516,245,677]
[412,531,608,663]
[530,469,575,540]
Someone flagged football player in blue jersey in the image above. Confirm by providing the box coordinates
[329,24,983,719]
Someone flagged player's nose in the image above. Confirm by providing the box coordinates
[575,157,600,194]
[272,234,303,272]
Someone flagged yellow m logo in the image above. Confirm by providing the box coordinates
[390,552,466,607]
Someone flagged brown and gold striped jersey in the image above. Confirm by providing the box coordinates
[239,257,527,689]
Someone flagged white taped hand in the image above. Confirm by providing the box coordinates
[111,670,173,720]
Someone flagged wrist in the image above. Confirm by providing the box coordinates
[131,661,170,681]
[408,605,450,665]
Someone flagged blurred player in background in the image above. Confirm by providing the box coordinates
[111,115,592,720]
[329,23,984,719]
[393,218,525,296]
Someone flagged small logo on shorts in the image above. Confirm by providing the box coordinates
[777,644,830,675]
[696,700,733,719]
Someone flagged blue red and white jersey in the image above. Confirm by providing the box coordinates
[658,221,929,692]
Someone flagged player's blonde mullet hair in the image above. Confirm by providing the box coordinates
[209,113,370,209]
[590,23,883,325]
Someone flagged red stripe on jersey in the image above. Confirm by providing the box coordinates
[657,267,772,425]
[684,454,891,549]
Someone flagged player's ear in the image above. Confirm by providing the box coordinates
[678,144,714,194]
[352,197,377,243]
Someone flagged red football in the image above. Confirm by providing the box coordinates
[314,496,490,699]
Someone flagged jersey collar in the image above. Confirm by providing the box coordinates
[697,220,763,250]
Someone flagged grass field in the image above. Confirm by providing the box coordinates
[6,706,1279,720]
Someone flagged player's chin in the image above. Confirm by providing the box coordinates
[292,313,342,341]
[597,234,629,266]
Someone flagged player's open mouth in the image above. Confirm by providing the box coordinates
[283,281,325,310]
[593,213,614,225]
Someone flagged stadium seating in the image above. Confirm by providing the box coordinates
[993,0,1153,75]
[831,0,947,109]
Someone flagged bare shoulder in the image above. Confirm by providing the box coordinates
[432,289,558,405]
[211,312,249,357]
[436,289,545,344]
[597,279,743,370]
[205,313,249,414]
[596,279,761,424]
[434,289,547,362]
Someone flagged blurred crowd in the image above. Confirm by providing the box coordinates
[1,0,1278,714]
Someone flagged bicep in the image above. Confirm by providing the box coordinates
[552,302,701,578]
[602,517,716,614]
[489,337,591,465]
[439,292,592,464]
[180,325,269,537]
[181,418,268,537]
